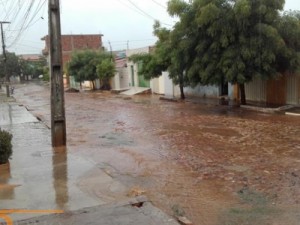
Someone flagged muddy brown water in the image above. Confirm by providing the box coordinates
[1,82,300,225]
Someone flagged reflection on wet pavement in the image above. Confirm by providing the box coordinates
[0,104,38,126]
[0,163,15,200]
[2,82,300,225]
[0,104,109,220]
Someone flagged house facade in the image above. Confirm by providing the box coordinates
[41,34,103,66]
[126,46,155,88]
[42,34,103,89]
[162,71,300,106]
[113,45,300,106]
[112,47,156,92]
[245,73,300,106]
[112,51,130,90]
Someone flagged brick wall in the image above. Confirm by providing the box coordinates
[42,34,103,65]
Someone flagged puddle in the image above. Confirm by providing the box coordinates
[2,82,300,225]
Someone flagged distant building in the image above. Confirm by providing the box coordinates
[111,46,164,94]
[19,54,44,62]
[41,34,103,66]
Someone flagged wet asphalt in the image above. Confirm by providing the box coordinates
[0,86,179,224]
[1,81,300,225]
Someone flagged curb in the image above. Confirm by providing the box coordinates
[285,112,300,116]
[240,104,295,114]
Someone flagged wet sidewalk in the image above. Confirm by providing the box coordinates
[3,82,300,225]
[12,197,179,225]
[0,90,179,225]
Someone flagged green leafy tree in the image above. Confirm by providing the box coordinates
[66,52,86,87]
[130,19,190,99]
[96,58,116,90]
[276,10,300,74]
[223,0,286,104]
[169,0,291,104]
[67,50,114,90]
[0,128,13,164]
[19,59,34,80]
[33,58,47,78]
[130,54,156,79]
[130,0,300,103]
[42,66,50,81]
[0,52,21,80]
[129,19,172,83]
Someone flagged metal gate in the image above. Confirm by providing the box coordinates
[286,74,299,105]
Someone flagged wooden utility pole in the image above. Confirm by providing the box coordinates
[49,0,66,147]
[0,21,10,97]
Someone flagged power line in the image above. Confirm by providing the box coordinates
[104,38,157,49]
[115,0,172,26]
[150,0,167,9]
[107,38,156,44]
[4,0,35,46]
[11,42,43,50]
[0,0,47,49]
[7,0,47,48]
[126,0,158,20]
[114,0,146,17]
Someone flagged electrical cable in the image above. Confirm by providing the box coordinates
[150,0,167,9]
[7,0,47,48]
[6,0,35,47]
[115,0,172,26]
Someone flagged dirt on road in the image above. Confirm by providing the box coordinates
[9,82,300,225]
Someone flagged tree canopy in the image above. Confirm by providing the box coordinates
[131,0,300,103]
[96,58,116,90]
[0,52,21,79]
[67,50,115,90]
[170,0,289,104]
[276,10,300,73]
[19,57,47,80]
[0,53,46,82]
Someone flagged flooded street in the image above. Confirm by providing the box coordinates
[1,81,300,225]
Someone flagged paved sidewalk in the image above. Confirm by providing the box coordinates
[0,89,179,225]
[12,196,179,225]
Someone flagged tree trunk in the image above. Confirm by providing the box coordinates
[179,82,185,99]
[179,73,185,100]
[240,83,246,105]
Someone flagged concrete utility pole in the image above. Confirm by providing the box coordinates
[49,0,66,147]
[0,21,11,97]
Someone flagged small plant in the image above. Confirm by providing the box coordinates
[0,128,13,164]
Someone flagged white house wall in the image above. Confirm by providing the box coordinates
[150,78,159,94]
[112,72,121,90]
[69,76,80,89]
[184,85,220,98]
[163,71,175,97]
[95,79,100,89]
[119,67,130,89]
[113,67,130,90]
[151,75,165,94]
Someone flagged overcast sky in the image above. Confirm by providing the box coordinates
[1,0,299,55]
